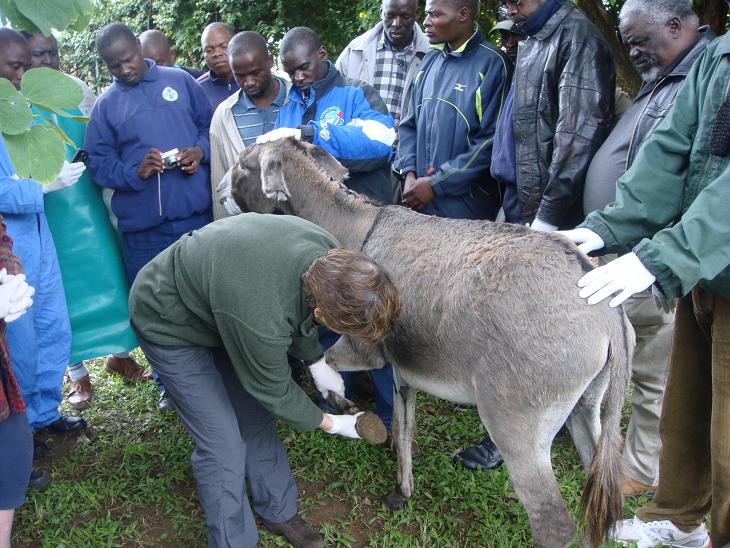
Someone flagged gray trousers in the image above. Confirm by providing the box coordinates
[138,337,298,548]
[622,291,674,485]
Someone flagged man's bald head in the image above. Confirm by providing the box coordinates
[0,29,30,89]
[201,22,234,47]
[228,31,268,60]
[140,29,176,67]
[279,27,322,58]
[201,22,234,79]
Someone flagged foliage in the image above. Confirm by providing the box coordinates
[0,1,93,181]
[14,351,652,546]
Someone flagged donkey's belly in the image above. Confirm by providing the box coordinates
[395,367,476,405]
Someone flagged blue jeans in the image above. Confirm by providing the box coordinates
[121,211,213,393]
[318,327,393,431]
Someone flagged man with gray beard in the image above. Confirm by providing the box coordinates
[582,0,709,500]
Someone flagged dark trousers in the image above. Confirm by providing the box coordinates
[0,412,32,509]
[636,287,730,546]
[137,337,297,548]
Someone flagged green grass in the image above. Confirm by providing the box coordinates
[13,351,651,547]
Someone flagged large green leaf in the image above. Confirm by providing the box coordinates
[4,124,65,183]
[15,0,70,36]
[0,78,33,135]
[0,0,38,32]
[21,67,83,110]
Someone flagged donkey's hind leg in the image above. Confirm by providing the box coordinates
[565,363,610,471]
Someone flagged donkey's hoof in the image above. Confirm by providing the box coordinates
[355,412,388,444]
[383,490,408,511]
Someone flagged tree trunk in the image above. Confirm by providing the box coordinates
[694,0,728,36]
[577,0,642,96]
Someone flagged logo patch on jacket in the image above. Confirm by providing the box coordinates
[320,106,344,126]
[453,83,466,92]
[162,87,179,101]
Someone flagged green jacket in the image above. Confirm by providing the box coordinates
[129,213,340,431]
[582,33,730,301]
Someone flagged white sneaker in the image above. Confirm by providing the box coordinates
[611,516,710,547]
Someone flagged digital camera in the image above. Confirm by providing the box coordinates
[161,148,180,169]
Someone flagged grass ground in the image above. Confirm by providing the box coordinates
[13,350,651,547]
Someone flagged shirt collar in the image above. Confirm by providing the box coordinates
[236,76,287,110]
[115,58,156,90]
[378,29,415,54]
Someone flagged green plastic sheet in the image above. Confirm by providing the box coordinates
[42,108,138,362]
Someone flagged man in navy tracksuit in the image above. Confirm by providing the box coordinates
[85,23,213,411]
[396,0,511,220]
[258,26,396,205]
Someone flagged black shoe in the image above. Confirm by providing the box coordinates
[45,415,87,436]
[28,469,51,491]
[452,436,504,471]
[262,514,324,548]
[33,437,49,460]
[157,391,175,413]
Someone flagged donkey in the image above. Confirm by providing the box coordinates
[224,138,634,548]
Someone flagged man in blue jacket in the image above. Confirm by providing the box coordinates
[395,0,511,220]
[257,26,396,205]
[85,23,213,410]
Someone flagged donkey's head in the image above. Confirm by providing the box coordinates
[230,137,348,214]
[325,334,387,373]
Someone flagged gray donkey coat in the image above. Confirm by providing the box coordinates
[224,138,635,548]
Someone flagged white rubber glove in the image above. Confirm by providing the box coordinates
[308,357,345,399]
[255,127,302,144]
[578,252,656,307]
[347,119,397,147]
[215,169,242,216]
[558,227,605,254]
[42,161,86,194]
[529,218,558,232]
[323,412,363,439]
[0,274,35,322]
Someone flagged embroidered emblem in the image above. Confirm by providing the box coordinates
[320,105,345,126]
[453,83,466,92]
[162,87,178,101]
[319,127,331,141]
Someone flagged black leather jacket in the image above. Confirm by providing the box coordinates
[513,2,615,228]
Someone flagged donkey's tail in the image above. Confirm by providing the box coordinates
[582,309,634,547]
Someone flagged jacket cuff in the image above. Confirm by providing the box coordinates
[300,125,315,142]
[580,217,621,253]
[633,239,683,300]
[535,200,566,229]
[430,171,446,197]
[124,164,149,192]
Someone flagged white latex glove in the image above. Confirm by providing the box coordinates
[529,218,558,232]
[347,119,397,147]
[323,412,363,439]
[558,227,605,254]
[578,252,656,307]
[0,274,35,322]
[308,357,345,399]
[215,169,242,216]
[255,127,301,144]
[42,161,86,194]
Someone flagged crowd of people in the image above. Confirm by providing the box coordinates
[0,0,728,546]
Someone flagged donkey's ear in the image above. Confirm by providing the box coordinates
[294,140,349,182]
[260,148,290,202]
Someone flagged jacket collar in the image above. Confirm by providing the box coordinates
[286,61,342,106]
[116,58,156,90]
[533,1,573,41]
[714,29,730,58]
[430,25,484,56]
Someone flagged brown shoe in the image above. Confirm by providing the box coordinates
[622,474,657,497]
[262,514,323,548]
[67,375,93,410]
[104,356,152,381]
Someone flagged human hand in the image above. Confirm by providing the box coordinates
[137,149,164,180]
[308,357,345,399]
[558,227,605,254]
[179,146,204,174]
[652,284,676,314]
[43,161,86,194]
[402,175,434,210]
[578,252,656,307]
[530,218,558,232]
[255,127,302,144]
[320,412,363,439]
[0,274,35,322]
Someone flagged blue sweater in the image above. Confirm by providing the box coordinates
[396,26,511,219]
[276,63,395,204]
[85,61,213,232]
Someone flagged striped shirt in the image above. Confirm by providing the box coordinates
[231,77,288,146]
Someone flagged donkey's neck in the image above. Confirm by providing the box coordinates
[288,171,379,250]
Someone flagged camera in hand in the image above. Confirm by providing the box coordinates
[161,148,180,169]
